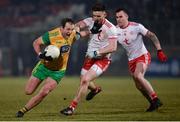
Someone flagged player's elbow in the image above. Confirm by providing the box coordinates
[33,37,42,48]
[146,31,156,38]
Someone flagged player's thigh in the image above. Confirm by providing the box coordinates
[82,68,97,82]
[81,58,95,76]
[25,76,41,94]
[41,77,58,93]
[134,62,148,77]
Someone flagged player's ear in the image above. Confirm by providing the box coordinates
[103,11,107,18]
[124,12,129,19]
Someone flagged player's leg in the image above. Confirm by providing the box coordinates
[60,68,97,116]
[16,77,57,117]
[132,76,152,103]
[86,81,102,101]
[133,62,162,111]
[60,58,110,115]
[80,58,101,92]
[86,58,110,101]
[25,77,57,110]
[16,75,42,117]
[133,62,155,99]
[25,76,41,95]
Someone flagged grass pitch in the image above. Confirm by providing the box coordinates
[0,76,180,121]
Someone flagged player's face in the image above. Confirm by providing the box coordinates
[92,11,106,23]
[63,22,75,38]
[116,11,129,28]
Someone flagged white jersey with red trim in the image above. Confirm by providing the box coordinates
[117,22,148,61]
[82,17,117,58]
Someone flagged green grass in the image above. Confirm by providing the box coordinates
[0,76,180,121]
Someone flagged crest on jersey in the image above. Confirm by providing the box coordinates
[60,45,70,53]
[123,39,130,45]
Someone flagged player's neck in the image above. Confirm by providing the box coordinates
[121,21,129,29]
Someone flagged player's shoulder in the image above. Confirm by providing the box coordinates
[48,27,61,37]
[49,27,60,33]
[104,19,116,28]
[129,21,140,26]
[82,17,93,22]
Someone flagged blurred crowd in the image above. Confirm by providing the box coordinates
[0,0,179,28]
[0,0,180,76]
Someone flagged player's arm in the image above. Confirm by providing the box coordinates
[98,38,117,55]
[87,37,117,59]
[76,20,87,29]
[145,31,167,62]
[74,25,90,38]
[33,37,44,55]
[75,19,91,37]
[145,31,162,50]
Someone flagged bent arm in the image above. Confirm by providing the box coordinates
[145,31,162,50]
[75,21,90,37]
[98,38,117,55]
[76,20,87,29]
[33,37,44,55]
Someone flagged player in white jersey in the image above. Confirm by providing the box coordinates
[60,3,118,115]
[115,8,167,112]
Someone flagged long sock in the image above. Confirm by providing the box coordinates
[70,101,78,109]
[140,90,152,103]
[19,106,28,113]
[150,92,158,101]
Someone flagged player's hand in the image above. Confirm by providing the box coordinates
[157,50,167,62]
[86,50,101,59]
[39,51,53,61]
[90,20,102,34]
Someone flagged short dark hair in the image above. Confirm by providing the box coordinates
[92,3,106,11]
[115,8,128,15]
[61,18,74,28]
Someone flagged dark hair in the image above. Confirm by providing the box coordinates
[115,8,128,15]
[61,18,74,28]
[92,3,106,11]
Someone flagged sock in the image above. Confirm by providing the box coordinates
[140,90,152,103]
[70,101,78,109]
[19,107,28,113]
[150,92,158,100]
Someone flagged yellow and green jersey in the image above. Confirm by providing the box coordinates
[40,27,76,71]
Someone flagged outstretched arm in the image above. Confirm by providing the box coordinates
[75,21,90,37]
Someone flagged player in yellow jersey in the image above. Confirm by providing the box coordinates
[16,18,80,117]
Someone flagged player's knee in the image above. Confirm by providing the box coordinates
[25,89,33,95]
[80,76,89,86]
[133,73,142,81]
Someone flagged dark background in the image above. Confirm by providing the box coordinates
[0,0,180,77]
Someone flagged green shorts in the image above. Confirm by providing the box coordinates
[32,63,65,84]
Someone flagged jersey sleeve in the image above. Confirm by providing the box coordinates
[42,32,50,45]
[138,24,148,36]
[82,17,93,29]
[107,26,118,40]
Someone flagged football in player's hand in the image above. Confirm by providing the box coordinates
[44,45,60,59]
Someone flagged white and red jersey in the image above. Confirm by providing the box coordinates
[82,17,117,58]
[117,22,148,61]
